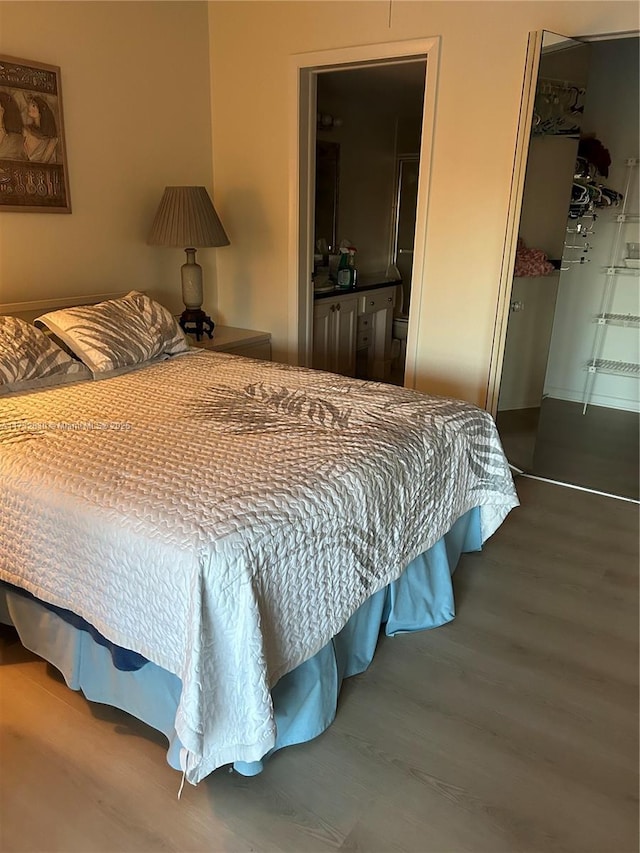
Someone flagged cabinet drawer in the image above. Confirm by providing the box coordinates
[357,329,372,350]
[357,313,372,332]
[359,288,395,314]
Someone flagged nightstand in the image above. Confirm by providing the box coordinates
[188,325,272,360]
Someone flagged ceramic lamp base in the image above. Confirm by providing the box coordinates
[181,248,204,309]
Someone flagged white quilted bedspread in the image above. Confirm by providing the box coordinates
[0,351,518,782]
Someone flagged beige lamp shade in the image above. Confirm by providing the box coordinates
[147,186,230,248]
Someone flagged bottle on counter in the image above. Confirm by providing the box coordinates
[336,244,357,290]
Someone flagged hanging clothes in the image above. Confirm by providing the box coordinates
[532,79,585,137]
[569,140,624,218]
[578,135,611,178]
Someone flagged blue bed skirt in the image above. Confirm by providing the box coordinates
[0,507,482,777]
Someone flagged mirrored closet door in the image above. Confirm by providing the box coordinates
[496,31,640,500]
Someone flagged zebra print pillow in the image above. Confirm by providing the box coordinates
[0,316,87,388]
[35,291,190,375]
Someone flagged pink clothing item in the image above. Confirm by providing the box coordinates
[514,239,555,277]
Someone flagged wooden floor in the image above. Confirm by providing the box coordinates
[1,478,638,853]
[497,398,640,500]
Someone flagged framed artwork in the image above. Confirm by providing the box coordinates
[0,55,71,213]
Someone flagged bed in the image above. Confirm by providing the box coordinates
[0,292,519,785]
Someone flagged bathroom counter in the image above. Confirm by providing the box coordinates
[313,274,401,300]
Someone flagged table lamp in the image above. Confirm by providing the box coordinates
[147,186,230,340]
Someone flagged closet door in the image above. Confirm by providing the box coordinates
[495,31,591,474]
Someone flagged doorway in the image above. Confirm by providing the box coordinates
[291,38,440,389]
[313,63,425,384]
[493,32,640,500]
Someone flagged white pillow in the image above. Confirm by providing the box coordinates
[36,291,189,375]
[0,315,88,390]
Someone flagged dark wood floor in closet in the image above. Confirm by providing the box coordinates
[497,398,639,500]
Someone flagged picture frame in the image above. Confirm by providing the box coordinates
[0,54,71,213]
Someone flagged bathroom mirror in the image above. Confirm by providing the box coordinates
[314,140,339,251]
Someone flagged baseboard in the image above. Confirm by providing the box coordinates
[542,389,639,414]
[514,472,640,504]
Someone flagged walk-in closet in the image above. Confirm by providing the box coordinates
[496,33,639,500]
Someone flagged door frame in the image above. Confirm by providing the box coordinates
[288,37,440,388]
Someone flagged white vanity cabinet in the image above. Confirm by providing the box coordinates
[312,293,358,376]
[357,285,396,380]
[312,284,397,379]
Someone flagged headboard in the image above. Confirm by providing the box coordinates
[0,292,130,324]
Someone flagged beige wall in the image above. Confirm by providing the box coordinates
[208,0,638,404]
[1,1,636,405]
[0,1,214,316]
